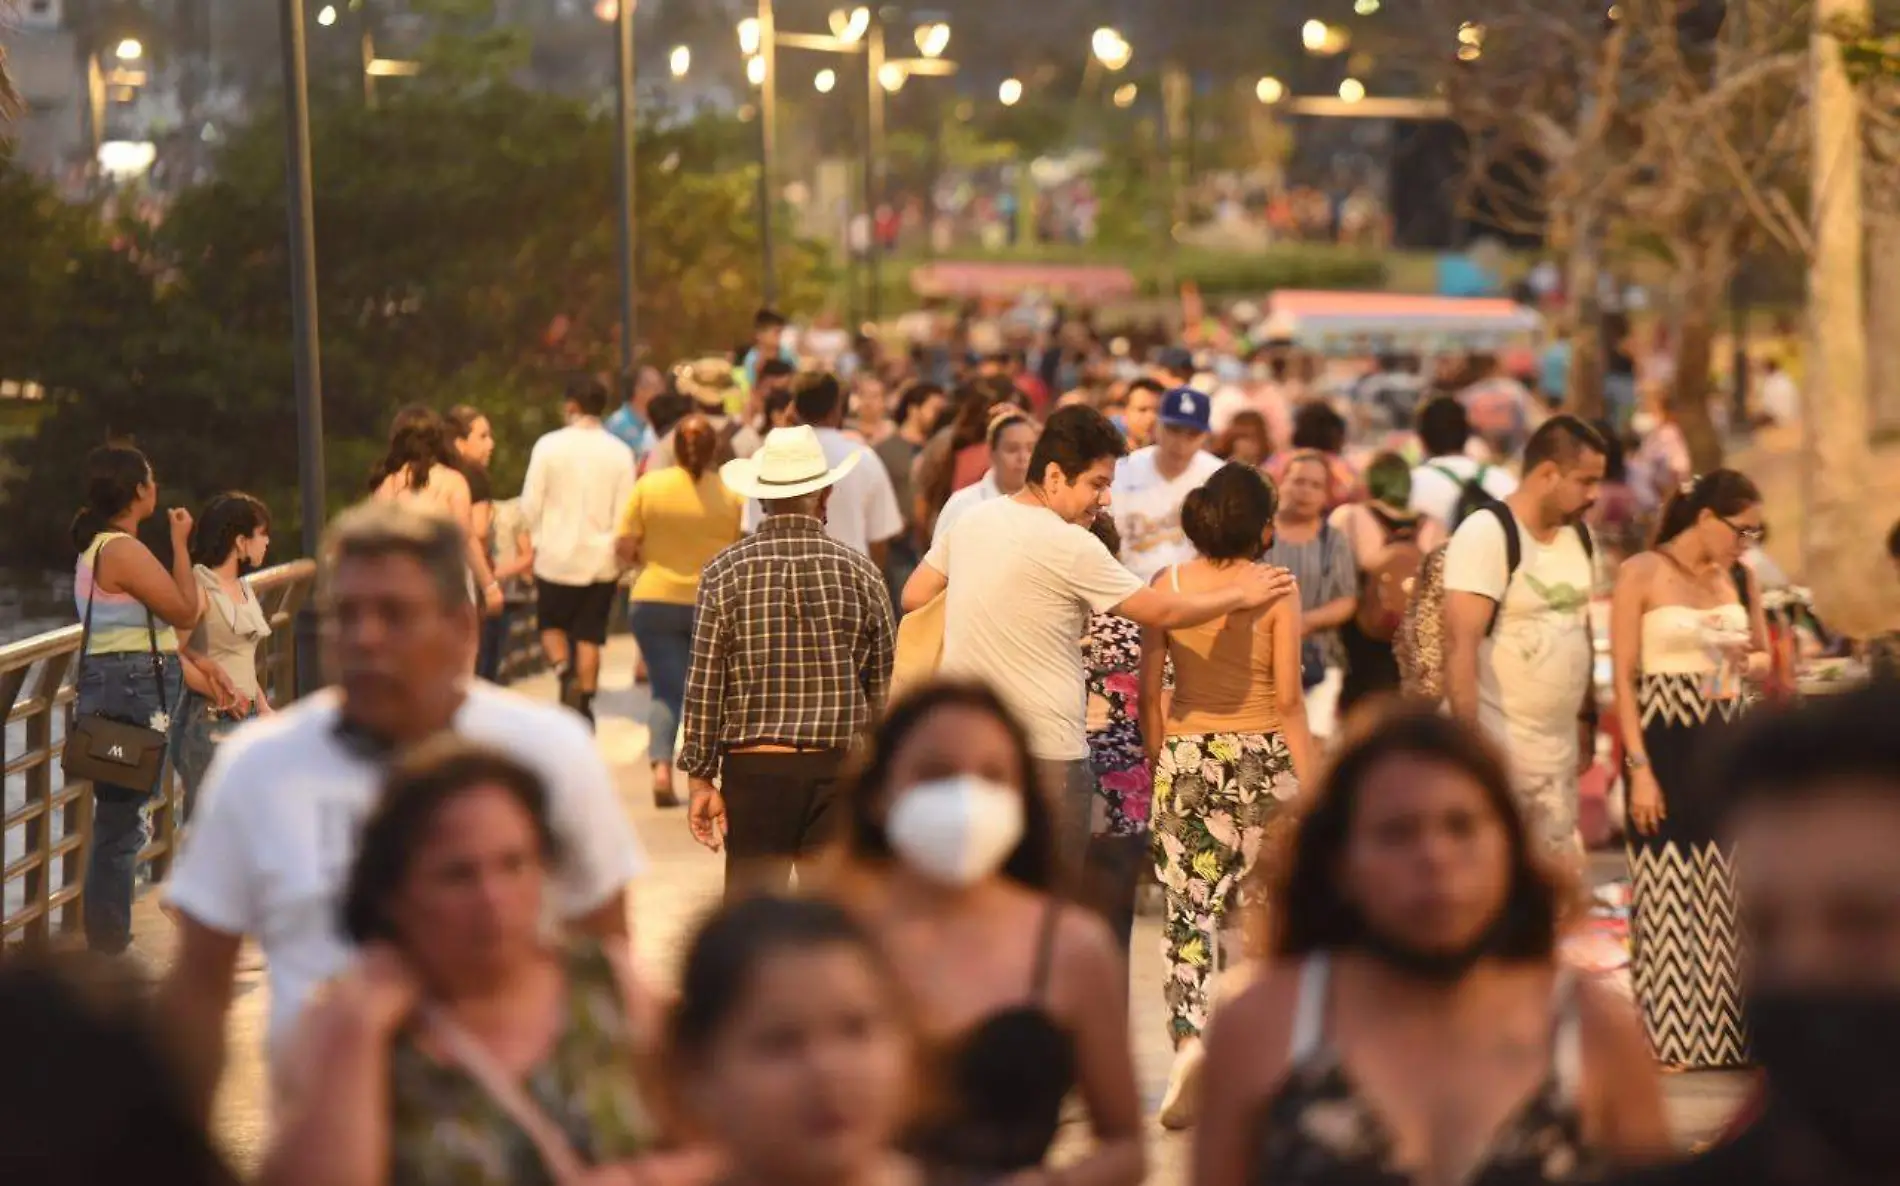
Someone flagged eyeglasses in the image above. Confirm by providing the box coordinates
[1721,516,1765,544]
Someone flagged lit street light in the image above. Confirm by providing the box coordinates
[747,54,768,86]
[815,66,837,93]
[1255,75,1285,104]
[315,5,336,26]
[1112,81,1138,108]
[1339,77,1366,102]
[1091,27,1132,71]
[1302,20,1328,50]
[670,44,691,77]
[829,6,870,43]
[999,76,1023,106]
[914,21,950,59]
[738,17,762,55]
[878,61,908,92]
[114,37,143,60]
[1354,0,1381,11]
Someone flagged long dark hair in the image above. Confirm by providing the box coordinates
[839,680,1056,891]
[367,405,455,495]
[189,493,271,568]
[71,445,151,553]
[444,404,488,452]
[340,739,563,944]
[1269,705,1562,960]
[1652,468,1761,549]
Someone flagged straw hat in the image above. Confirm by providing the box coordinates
[674,357,739,411]
[719,425,862,500]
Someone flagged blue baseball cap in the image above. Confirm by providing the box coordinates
[1159,386,1212,434]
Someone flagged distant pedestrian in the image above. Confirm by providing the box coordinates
[1110,385,1222,583]
[617,413,744,809]
[680,426,896,894]
[446,404,530,681]
[171,492,275,821]
[1443,415,1606,860]
[606,364,667,463]
[520,376,636,723]
[68,445,199,956]
[369,405,501,621]
[742,373,905,567]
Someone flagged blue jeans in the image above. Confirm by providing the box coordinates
[73,650,182,954]
[169,688,258,823]
[476,606,513,683]
[626,600,695,763]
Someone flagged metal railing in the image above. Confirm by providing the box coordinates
[0,559,547,947]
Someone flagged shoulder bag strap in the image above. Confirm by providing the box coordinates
[1480,504,1522,638]
[74,536,104,689]
[423,1008,591,1185]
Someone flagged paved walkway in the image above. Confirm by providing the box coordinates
[127,637,1749,1178]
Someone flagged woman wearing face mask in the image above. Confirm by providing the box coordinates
[930,409,1039,543]
[830,682,1145,1186]
[1192,707,1670,1186]
[262,740,684,1186]
[670,895,923,1186]
[170,492,274,821]
[1139,462,1315,1130]
[1611,469,1768,1071]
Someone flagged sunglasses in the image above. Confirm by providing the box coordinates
[1720,516,1765,544]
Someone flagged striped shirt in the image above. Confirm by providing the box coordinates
[75,533,178,655]
[1265,521,1359,646]
[679,513,895,779]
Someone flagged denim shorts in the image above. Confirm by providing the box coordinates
[73,650,184,801]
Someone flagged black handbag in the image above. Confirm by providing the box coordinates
[61,541,171,793]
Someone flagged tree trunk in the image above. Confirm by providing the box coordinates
[1806,0,1894,639]
[1669,245,1730,473]
[1867,107,1900,436]
[1562,207,1606,421]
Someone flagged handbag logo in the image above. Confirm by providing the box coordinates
[107,744,126,761]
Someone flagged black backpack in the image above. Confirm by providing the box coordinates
[1429,462,1503,531]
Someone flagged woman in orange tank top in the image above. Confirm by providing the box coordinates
[1138,462,1316,1129]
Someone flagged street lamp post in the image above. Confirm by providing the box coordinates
[751,0,779,307]
[278,0,327,694]
[864,14,884,324]
[613,0,638,375]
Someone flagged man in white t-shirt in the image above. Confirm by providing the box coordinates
[1443,415,1607,858]
[1410,395,1519,531]
[1111,386,1224,584]
[158,503,644,1116]
[521,375,636,723]
[904,406,1295,879]
[742,372,904,565]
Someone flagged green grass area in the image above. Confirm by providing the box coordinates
[829,242,1471,319]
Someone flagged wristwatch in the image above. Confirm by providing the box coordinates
[1624,752,1650,771]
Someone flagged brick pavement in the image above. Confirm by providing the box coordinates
[127,637,1747,1178]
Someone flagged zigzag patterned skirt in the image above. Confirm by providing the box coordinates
[1627,673,1750,1070]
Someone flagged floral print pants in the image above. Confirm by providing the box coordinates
[1151,731,1300,1043]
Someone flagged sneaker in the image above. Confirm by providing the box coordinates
[1158,1038,1204,1130]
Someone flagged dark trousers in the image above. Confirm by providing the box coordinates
[476,607,512,683]
[1081,831,1148,954]
[721,749,847,895]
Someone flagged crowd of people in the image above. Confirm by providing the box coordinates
[18,300,1900,1186]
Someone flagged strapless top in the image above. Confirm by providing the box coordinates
[1640,603,1749,675]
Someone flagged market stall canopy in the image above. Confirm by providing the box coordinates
[1262,290,1545,354]
[909,261,1140,301]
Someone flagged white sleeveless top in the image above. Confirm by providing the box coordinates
[1638,604,1749,676]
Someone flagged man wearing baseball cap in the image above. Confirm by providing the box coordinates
[1110,385,1224,583]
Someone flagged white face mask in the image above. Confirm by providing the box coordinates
[885,775,1025,888]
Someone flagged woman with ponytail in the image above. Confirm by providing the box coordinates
[615,414,743,809]
[69,445,201,955]
[1609,467,1769,1071]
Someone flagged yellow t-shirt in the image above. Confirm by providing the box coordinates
[619,467,744,605]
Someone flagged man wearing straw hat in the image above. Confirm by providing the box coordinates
[678,425,896,894]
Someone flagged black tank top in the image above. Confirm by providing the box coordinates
[907,901,1076,1184]
[1254,955,1601,1186]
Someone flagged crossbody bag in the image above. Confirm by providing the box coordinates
[61,537,171,792]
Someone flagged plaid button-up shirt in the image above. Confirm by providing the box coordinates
[679,513,896,780]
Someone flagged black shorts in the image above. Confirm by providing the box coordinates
[534,579,618,645]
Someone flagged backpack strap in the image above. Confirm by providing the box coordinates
[1479,503,1522,638]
